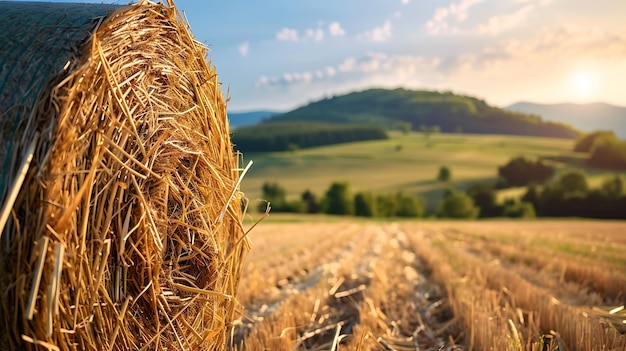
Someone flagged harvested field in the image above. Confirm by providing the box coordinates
[232,220,626,351]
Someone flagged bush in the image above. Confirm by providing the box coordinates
[323,182,354,215]
[437,190,479,219]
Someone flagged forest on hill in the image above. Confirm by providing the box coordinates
[233,88,580,152]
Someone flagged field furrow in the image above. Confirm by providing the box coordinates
[233,220,626,350]
[233,223,460,350]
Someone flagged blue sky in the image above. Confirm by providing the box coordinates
[20,0,626,111]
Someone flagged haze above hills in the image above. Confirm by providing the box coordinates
[506,102,626,138]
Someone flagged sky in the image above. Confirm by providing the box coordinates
[20,0,626,112]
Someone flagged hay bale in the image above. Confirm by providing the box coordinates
[0,1,250,350]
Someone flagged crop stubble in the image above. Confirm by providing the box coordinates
[232,220,626,350]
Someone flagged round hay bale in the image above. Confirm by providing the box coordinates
[0,1,250,350]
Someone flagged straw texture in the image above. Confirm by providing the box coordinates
[0,1,249,350]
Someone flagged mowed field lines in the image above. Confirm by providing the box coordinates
[232,220,626,350]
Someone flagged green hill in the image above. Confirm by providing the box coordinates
[271,88,579,138]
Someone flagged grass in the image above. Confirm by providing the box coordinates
[241,132,583,211]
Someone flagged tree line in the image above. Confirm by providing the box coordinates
[255,130,626,219]
[257,181,427,218]
[232,121,387,152]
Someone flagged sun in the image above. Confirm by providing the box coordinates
[570,70,597,100]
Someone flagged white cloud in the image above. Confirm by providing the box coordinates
[338,57,357,72]
[401,0,410,4]
[237,41,249,57]
[255,52,440,88]
[328,22,346,37]
[476,5,535,35]
[363,21,392,42]
[276,28,299,41]
[426,0,483,35]
[306,28,324,41]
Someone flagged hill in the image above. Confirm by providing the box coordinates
[507,102,626,138]
[228,110,280,129]
[268,88,580,138]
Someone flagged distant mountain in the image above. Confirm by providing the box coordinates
[228,110,280,129]
[506,102,626,138]
[269,88,579,139]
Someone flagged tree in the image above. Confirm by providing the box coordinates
[521,184,541,213]
[259,182,287,212]
[498,157,555,187]
[323,182,354,215]
[376,194,398,217]
[437,190,479,219]
[574,130,617,152]
[467,183,501,217]
[354,192,377,217]
[396,192,425,217]
[301,190,320,213]
[502,201,536,218]
[588,139,626,170]
[556,169,588,196]
[437,166,451,182]
[600,174,624,199]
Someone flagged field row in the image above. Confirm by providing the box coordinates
[232,220,626,350]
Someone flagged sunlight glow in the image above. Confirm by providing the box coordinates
[570,71,597,100]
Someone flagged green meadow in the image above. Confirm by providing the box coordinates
[239,132,612,212]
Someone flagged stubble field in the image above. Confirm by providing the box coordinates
[231,219,626,351]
